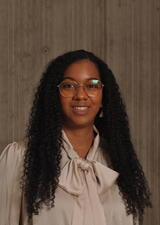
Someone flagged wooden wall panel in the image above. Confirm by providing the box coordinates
[0,0,159,224]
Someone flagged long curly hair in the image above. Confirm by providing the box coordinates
[22,50,151,224]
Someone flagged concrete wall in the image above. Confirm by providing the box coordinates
[0,0,159,224]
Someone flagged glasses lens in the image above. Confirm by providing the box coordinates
[58,79,103,97]
[85,79,103,97]
[59,80,76,97]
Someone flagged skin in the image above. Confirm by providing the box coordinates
[59,59,103,158]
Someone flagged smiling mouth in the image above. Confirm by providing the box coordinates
[72,106,90,115]
[73,106,89,110]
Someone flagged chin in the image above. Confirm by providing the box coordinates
[64,118,95,129]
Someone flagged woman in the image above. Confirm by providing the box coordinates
[0,50,151,225]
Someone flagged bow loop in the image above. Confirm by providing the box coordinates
[92,161,119,195]
[59,158,119,196]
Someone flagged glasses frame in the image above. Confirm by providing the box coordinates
[57,79,104,98]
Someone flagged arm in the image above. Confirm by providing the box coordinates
[0,142,24,225]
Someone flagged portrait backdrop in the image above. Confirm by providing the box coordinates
[0,0,159,224]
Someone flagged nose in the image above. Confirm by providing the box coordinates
[73,85,88,100]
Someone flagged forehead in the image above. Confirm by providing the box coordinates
[63,59,100,81]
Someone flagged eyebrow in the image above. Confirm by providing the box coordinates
[62,76,100,81]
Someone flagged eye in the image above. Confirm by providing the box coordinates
[61,83,75,89]
[86,80,101,89]
[86,84,99,89]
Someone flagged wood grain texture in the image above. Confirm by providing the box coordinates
[0,0,159,224]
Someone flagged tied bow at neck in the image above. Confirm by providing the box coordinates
[59,157,119,225]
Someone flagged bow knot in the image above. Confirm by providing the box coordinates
[76,158,91,171]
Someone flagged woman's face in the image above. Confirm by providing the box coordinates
[59,59,103,129]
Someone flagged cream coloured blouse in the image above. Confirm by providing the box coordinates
[0,128,135,225]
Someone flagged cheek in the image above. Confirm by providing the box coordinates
[92,94,103,109]
[59,96,70,114]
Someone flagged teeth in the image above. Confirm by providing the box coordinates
[74,106,88,110]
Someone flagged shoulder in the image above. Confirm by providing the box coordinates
[0,139,27,166]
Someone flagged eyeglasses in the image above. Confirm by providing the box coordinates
[57,79,104,98]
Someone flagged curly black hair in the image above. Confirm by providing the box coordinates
[22,49,152,224]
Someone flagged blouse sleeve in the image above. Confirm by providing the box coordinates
[0,141,25,225]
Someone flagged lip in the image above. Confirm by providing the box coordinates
[72,104,90,107]
[71,106,90,115]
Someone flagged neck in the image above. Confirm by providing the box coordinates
[63,125,95,158]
